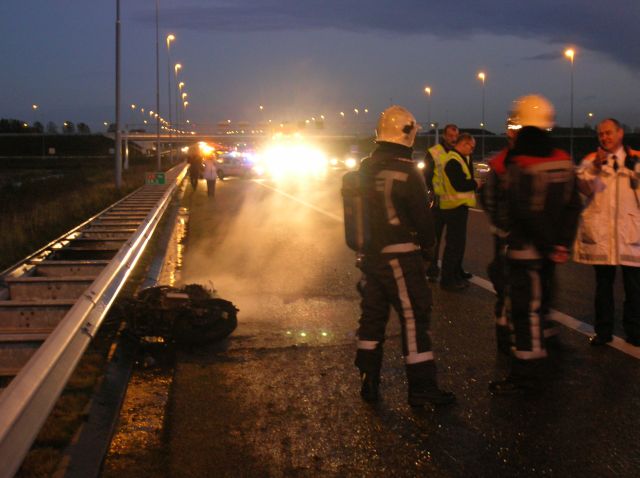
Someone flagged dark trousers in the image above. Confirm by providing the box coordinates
[206,179,217,197]
[189,167,199,190]
[356,254,436,383]
[488,236,509,348]
[594,265,640,339]
[426,207,444,274]
[440,206,469,285]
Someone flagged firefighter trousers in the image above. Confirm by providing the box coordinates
[355,253,436,383]
[508,257,555,365]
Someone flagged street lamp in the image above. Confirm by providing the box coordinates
[32,103,45,157]
[564,47,575,159]
[154,0,161,171]
[175,68,183,133]
[166,34,175,161]
[115,0,122,188]
[424,86,432,145]
[477,71,486,159]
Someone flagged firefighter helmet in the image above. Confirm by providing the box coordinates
[507,94,555,130]
[375,105,421,147]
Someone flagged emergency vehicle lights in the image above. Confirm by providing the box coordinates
[197,141,215,156]
[345,158,358,169]
[257,138,328,179]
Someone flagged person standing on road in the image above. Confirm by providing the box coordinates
[439,133,479,290]
[424,124,461,282]
[353,105,455,407]
[188,153,203,191]
[480,124,517,354]
[573,118,640,347]
[489,95,582,395]
[202,155,218,197]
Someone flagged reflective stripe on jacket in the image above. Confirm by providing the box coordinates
[440,150,477,209]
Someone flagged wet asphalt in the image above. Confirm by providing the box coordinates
[166,174,640,477]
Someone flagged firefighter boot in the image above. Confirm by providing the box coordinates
[489,358,543,395]
[407,361,456,407]
[408,382,456,407]
[496,324,511,356]
[355,346,383,403]
[359,371,380,403]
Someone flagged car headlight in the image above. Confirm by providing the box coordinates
[345,158,357,169]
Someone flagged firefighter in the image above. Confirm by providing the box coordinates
[489,95,582,394]
[481,120,518,354]
[354,105,455,407]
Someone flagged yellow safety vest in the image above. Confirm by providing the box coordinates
[440,150,477,209]
[428,143,447,196]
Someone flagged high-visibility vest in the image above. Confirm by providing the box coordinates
[428,143,447,196]
[440,150,477,209]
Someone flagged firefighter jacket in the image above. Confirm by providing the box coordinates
[359,142,435,257]
[439,150,477,209]
[504,127,582,260]
[481,148,510,237]
[573,146,640,266]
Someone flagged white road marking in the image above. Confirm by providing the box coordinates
[469,261,640,359]
[255,181,344,222]
[259,181,640,359]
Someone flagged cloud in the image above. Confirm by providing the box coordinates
[522,52,563,61]
[134,0,640,70]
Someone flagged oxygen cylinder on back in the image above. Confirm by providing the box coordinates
[341,170,370,252]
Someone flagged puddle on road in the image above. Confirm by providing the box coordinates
[158,206,188,287]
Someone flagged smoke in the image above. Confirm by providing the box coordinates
[177,176,360,344]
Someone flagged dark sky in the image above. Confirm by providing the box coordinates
[2,0,639,133]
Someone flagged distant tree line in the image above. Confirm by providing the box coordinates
[0,118,91,134]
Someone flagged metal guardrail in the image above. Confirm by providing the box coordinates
[0,163,188,478]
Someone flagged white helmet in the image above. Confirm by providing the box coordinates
[375,105,421,147]
[507,94,555,130]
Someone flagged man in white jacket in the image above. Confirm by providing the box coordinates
[574,118,640,347]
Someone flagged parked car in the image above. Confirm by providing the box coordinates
[216,154,257,180]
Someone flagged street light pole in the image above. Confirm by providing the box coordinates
[181,91,187,134]
[32,104,44,159]
[114,0,122,189]
[175,66,182,135]
[155,0,161,171]
[166,34,175,163]
[424,86,431,146]
[477,71,486,159]
[565,48,575,159]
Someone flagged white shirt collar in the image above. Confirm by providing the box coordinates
[610,146,625,160]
